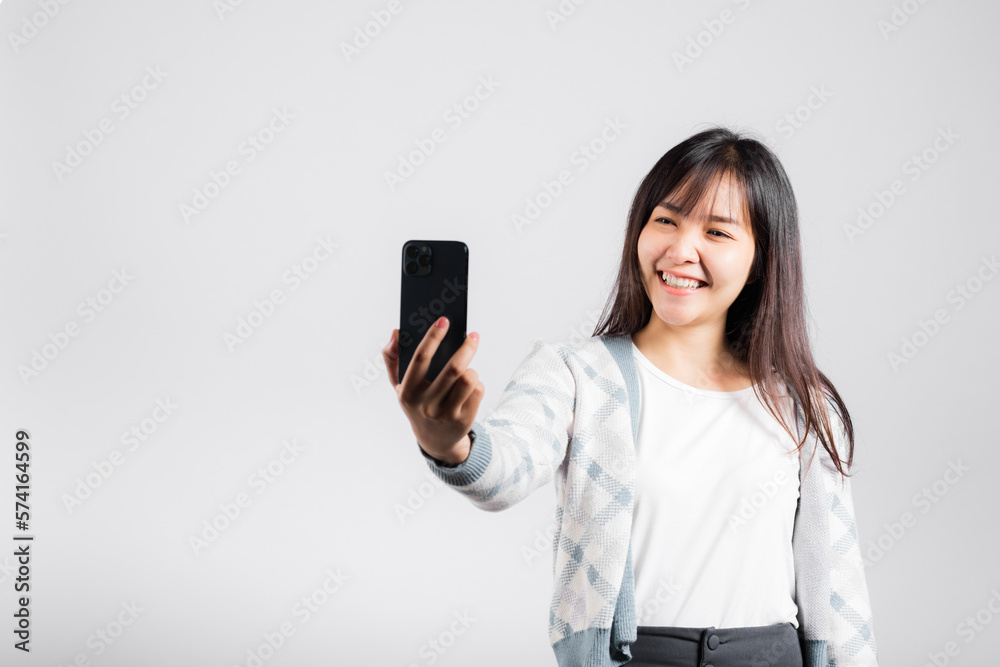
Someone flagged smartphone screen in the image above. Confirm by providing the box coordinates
[398,240,469,385]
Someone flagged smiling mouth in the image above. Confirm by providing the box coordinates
[659,271,708,289]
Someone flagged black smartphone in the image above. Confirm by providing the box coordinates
[398,240,469,385]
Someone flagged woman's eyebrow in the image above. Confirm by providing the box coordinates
[657,200,740,226]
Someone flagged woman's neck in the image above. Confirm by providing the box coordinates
[631,323,751,391]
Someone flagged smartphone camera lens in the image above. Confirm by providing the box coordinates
[403,242,433,276]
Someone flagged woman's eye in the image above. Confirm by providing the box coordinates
[656,218,731,240]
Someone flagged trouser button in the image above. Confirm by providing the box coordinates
[707,633,720,650]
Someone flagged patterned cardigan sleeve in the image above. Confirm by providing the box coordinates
[823,406,879,665]
[416,338,576,513]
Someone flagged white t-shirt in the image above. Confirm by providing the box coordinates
[630,340,801,629]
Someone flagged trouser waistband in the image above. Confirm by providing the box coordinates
[632,622,802,667]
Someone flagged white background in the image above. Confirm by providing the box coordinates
[1,0,998,665]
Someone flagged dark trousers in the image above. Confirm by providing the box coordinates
[628,622,803,667]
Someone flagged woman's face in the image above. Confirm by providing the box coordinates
[637,172,756,332]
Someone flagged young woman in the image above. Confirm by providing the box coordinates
[384,127,878,667]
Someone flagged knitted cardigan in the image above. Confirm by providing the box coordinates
[417,333,879,666]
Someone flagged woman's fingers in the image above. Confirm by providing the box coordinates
[423,331,479,413]
[383,329,400,387]
[385,320,484,458]
[397,317,448,407]
[437,367,480,421]
[455,380,485,426]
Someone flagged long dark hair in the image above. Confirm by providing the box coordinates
[592,125,854,481]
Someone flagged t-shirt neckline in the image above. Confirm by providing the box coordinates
[630,339,758,398]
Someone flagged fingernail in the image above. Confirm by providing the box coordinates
[470,332,479,342]
[436,316,448,328]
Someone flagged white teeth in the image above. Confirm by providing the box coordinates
[660,271,705,289]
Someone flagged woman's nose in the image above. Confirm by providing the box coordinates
[666,232,700,264]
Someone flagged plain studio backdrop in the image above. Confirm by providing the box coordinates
[1,0,998,665]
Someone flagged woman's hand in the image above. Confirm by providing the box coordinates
[383,317,484,464]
